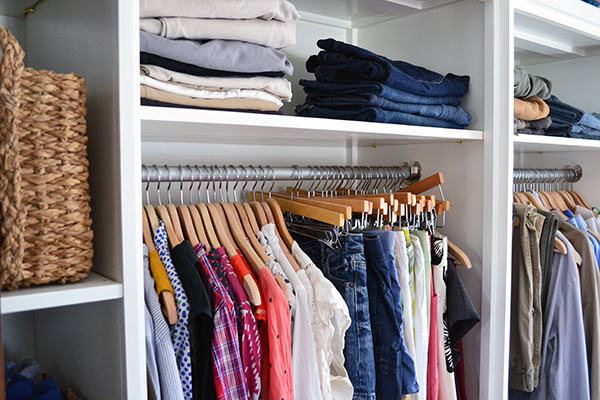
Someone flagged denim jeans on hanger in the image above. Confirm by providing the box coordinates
[304,93,471,126]
[363,230,420,398]
[296,104,466,128]
[300,80,463,106]
[291,232,376,400]
[306,38,470,97]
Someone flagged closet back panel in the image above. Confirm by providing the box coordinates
[524,55,600,114]
[357,0,486,131]
[359,140,484,400]
[283,20,349,114]
[514,152,600,206]
[25,0,122,281]
[2,301,124,399]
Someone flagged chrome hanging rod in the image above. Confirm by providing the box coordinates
[513,165,582,184]
[141,163,422,184]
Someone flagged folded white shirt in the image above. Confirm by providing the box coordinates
[141,65,292,102]
[140,17,296,49]
[140,0,300,22]
[140,75,284,107]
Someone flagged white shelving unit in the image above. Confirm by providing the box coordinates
[2,0,599,399]
[1,273,123,315]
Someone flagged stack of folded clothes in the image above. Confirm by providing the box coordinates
[139,0,300,113]
[513,66,553,135]
[295,38,472,128]
[545,95,600,139]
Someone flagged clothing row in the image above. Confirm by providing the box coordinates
[142,206,479,400]
[510,191,600,399]
[139,0,299,113]
[295,38,472,129]
[513,66,600,139]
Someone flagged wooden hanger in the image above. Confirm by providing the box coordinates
[251,191,345,227]
[557,191,577,212]
[265,198,294,250]
[166,204,185,243]
[215,203,237,247]
[222,202,291,302]
[224,203,270,264]
[177,205,199,247]
[536,191,553,210]
[285,187,372,213]
[142,208,178,325]
[569,190,593,209]
[188,205,210,246]
[144,204,160,233]
[155,205,182,248]
[523,192,545,210]
[242,202,262,234]
[195,203,221,248]
[250,200,269,228]
[262,200,302,272]
[399,172,444,195]
[205,202,262,306]
[270,192,352,220]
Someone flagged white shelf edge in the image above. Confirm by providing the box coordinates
[514,134,600,152]
[1,272,123,314]
[515,0,600,40]
[140,106,483,144]
[514,0,600,63]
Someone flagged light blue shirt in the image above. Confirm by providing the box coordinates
[144,244,185,400]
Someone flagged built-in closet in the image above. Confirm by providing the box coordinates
[1,0,598,399]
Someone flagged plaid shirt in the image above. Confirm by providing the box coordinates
[195,244,249,400]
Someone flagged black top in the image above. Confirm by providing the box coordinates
[444,259,480,372]
[170,240,216,400]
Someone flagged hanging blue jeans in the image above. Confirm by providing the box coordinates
[363,231,420,398]
[292,232,376,400]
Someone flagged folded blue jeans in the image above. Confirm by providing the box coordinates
[292,232,376,400]
[306,39,469,97]
[364,230,420,397]
[300,79,462,106]
[304,93,471,127]
[296,103,466,129]
[546,95,600,131]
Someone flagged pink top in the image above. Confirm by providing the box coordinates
[259,267,294,400]
[217,247,263,400]
[427,276,439,400]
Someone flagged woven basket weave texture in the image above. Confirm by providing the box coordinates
[0,25,93,290]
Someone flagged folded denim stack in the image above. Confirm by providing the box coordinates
[545,95,600,140]
[513,66,553,135]
[139,0,300,113]
[295,38,472,128]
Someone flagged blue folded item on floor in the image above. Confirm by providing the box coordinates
[6,373,62,400]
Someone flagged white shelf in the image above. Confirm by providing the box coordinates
[1,272,123,314]
[515,0,600,65]
[514,134,600,153]
[140,107,482,146]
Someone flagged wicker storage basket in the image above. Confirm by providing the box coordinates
[0,25,93,290]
